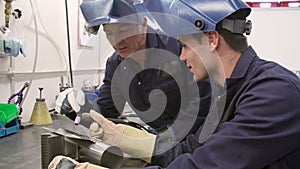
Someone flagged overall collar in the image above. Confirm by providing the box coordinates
[229,46,257,80]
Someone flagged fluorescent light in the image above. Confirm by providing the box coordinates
[260,2,272,7]
[288,2,300,7]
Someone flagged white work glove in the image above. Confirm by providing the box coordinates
[55,88,85,114]
[89,110,156,163]
[48,155,108,169]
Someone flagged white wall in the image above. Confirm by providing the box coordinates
[0,0,113,122]
[247,8,300,70]
[0,1,299,122]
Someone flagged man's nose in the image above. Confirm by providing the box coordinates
[180,48,187,61]
[110,34,119,46]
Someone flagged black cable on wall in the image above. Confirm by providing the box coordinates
[65,0,74,87]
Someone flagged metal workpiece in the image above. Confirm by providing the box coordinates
[42,115,148,168]
[41,133,65,169]
[0,114,147,169]
[50,114,92,141]
[41,131,124,169]
[77,139,124,169]
[42,114,126,168]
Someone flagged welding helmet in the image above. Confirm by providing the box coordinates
[160,0,252,36]
[80,0,144,35]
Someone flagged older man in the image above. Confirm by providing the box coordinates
[80,0,210,139]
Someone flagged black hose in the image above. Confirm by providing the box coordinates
[64,0,74,87]
[107,118,156,134]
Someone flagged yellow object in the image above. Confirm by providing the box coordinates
[90,110,156,163]
[30,99,52,125]
[86,163,108,169]
[119,123,156,163]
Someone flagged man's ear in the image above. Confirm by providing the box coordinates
[142,17,147,26]
[207,31,219,51]
[142,17,147,33]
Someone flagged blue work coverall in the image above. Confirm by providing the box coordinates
[147,46,300,168]
[97,28,211,137]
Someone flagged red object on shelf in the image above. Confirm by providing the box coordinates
[246,1,300,8]
[280,1,300,7]
[246,2,253,6]
[250,2,279,8]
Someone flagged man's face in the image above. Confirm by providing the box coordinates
[178,34,209,82]
[103,23,146,58]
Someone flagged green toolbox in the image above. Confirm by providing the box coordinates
[0,103,20,137]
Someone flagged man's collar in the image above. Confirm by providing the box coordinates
[229,46,257,79]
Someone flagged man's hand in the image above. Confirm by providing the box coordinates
[89,111,124,146]
[89,110,157,163]
[55,88,85,115]
[48,155,108,169]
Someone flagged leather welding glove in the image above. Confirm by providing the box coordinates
[89,110,156,163]
[55,88,86,115]
[48,155,108,169]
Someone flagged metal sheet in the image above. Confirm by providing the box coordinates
[45,114,96,142]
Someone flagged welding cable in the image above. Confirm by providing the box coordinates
[107,118,156,134]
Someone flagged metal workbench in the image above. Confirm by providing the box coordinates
[0,125,45,169]
[0,121,147,169]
